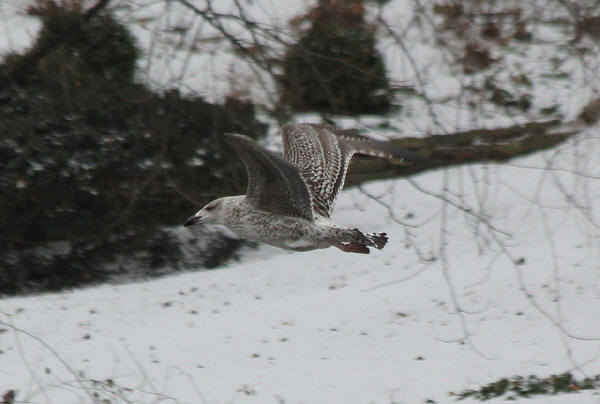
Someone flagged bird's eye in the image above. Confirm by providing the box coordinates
[205,205,215,211]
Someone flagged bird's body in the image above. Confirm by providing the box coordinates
[217,196,337,251]
[185,124,425,254]
[199,195,383,253]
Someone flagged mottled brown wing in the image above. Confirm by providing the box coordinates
[224,133,314,221]
[281,124,353,218]
[282,124,428,218]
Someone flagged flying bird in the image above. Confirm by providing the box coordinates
[184,124,426,253]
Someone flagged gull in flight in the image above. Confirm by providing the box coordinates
[184,124,425,253]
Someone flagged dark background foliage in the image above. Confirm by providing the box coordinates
[0,0,399,296]
[0,9,266,295]
[278,0,393,114]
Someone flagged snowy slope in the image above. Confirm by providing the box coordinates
[2,130,600,403]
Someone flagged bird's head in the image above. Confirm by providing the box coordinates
[183,197,227,227]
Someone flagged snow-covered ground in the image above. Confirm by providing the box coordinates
[2,131,600,403]
[2,0,600,402]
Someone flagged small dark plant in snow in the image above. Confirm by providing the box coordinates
[455,372,600,400]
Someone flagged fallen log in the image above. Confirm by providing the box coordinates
[345,118,587,186]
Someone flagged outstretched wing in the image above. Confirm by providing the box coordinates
[281,124,351,218]
[224,133,314,221]
[282,124,427,218]
[329,126,430,165]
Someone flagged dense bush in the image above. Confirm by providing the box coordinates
[0,10,266,295]
[279,0,392,115]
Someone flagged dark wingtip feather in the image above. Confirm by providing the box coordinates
[330,128,431,167]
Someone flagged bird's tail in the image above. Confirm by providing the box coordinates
[364,231,388,250]
[332,229,388,254]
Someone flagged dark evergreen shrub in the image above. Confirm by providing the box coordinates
[34,9,139,84]
[279,2,392,115]
[0,9,266,295]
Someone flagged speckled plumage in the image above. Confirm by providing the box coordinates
[184,124,425,253]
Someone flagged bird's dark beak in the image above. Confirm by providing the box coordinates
[184,214,202,227]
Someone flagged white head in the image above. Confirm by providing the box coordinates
[183,197,229,227]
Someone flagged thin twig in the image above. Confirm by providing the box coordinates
[0,312,96,403]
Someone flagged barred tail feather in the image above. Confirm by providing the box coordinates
[365,232,388,250]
